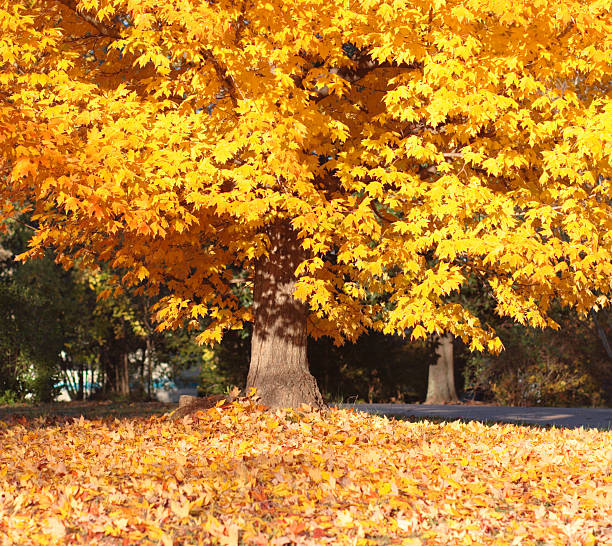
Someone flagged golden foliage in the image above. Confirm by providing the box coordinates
[0,400,610,544]
[1,0,611,348]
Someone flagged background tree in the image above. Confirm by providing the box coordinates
[0,216,83,402]
[1,0,611,407]
[0,216,210,402]
[425,333,458,404]
[462,305,612,407]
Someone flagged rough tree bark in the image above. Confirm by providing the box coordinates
[246,219,325,409]
[424,333,458,404]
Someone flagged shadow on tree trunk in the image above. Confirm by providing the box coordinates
[246,219,325,409]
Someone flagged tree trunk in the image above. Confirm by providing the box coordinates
[146,337,153,400]
[425,333,458,404]
[247,219,325,409]
[77,361,84,401]
[102,347,114,394]
[118,352,130,396]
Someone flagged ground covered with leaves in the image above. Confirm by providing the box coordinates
[1,399,610,545]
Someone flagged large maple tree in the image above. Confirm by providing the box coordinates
[1,0,610,407]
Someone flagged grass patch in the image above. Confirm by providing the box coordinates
[0,400,173,420]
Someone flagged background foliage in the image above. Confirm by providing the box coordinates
[462,308,612,407]
[0,217,202,403]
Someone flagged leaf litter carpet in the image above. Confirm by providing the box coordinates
[0,398,610,545]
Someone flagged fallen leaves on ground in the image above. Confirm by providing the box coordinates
[0,399,610,545]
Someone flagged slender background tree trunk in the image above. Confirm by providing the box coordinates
[425,333,458,404]
[119,352,130,396]
[145,337,153,400]
[247,219,325,409]
[77,362,84,400]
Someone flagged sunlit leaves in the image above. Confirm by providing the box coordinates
[0,402,610,544]
[0,0,611,350]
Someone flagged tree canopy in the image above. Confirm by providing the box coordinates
[1,0,610,406]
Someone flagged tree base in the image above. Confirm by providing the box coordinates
[248,371,326,410]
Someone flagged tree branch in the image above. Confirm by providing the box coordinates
[55,0,122,39]
[338,52,422,85]
[6,217,37,231]
[201,50,240,108]
[292,49,422,103]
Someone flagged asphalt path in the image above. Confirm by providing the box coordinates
[340,403,612,430]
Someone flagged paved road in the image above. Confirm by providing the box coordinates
[340,403,612,430]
